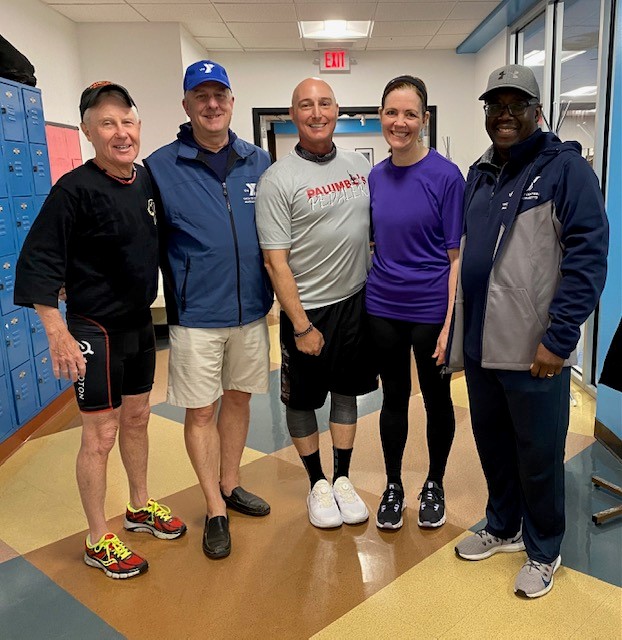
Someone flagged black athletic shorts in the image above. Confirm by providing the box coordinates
[67,314,156,412]
[280,288,378,410]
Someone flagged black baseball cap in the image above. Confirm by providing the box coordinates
[79,81,136,120]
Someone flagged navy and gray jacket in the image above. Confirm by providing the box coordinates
[447,129,608,371]
[144,124,273,328]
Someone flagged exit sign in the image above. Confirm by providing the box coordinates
[320,50,350,73]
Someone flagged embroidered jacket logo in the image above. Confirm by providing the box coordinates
[243,182,257,204]
[523,175,541,201]
[147,198,156,224]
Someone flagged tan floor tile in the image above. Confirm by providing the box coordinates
[150,348,169,406]
[570,586,622,639]
[439,563,617,640]
[565,431,595,462]
[569,387,597,437]
[269,322,281,368]
[450,373,469,409]
[26,455,464,640]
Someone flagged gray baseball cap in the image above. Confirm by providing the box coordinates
[479,64,540,101]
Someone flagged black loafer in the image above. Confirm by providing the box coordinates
[202,516,231,559]
[222,486,270,517]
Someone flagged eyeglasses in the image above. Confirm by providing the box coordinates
[483,100,539,117]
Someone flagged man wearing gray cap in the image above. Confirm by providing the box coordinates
[448,64,608,597]
[15,81,186,579]
[145,61,272,559]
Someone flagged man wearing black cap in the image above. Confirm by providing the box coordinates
[448,64,608,597]
[145,61,272,559]
[15,81,186,580]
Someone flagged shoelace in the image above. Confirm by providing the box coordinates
[475,528,500,544]
[525,559,551,576]
[97,535,132,560]
[418,486,442,509]
[148,500,173,522]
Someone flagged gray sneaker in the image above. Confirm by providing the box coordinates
[514,555,561,598]
[455,527,525,560]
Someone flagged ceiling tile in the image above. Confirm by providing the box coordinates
[374,3,455,22]
[48,4,146,21]
[229,21,300,39]
[425,33,466,49]
[195,37,243,50]
[295,3,376,21]
[372,21,442,37]
[437,19,481,35]
[215,3,297,22]
[184,21,230,36]
[448,1,499,21]
[130,0,218,3]
[366,35,431,50]
[132,3,220,21]
[45,0,124,4]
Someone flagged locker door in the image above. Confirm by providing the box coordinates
[0,145,6,197]
[0,256,18,315]
[3,308,31,369]
[27,307,48,355]
[35,349,56,406]
[11,196,34,251]
[10,361,38,424]
[22,88,46,144]
[4,142,34,196]
[0,199,16,257]
[0,81,26,142]
[0,374,15,440]
[34,195,47,217]
[30,144,51,196]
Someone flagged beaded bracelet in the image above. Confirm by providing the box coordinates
[293,322,314,338]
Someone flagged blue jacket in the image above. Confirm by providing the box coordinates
[447,130,609,370]
[144,125,273,328]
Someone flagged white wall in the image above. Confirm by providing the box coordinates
[76,22,189,161]
[180,26,207,76]
[1,0,83,127]
[212,50,478,175]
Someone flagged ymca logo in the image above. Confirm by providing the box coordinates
[243,182,257,204]
[201,64,215,75]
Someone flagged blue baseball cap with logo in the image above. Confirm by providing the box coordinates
[183,60,232,92]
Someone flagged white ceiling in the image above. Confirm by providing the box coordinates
[39,0,502,52]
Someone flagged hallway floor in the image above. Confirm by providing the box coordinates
[0,317,620,639]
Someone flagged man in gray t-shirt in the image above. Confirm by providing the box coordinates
[256,78,377,530]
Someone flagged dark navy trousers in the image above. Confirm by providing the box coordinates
[464,356,570,563]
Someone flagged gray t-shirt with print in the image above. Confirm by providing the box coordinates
[256,148,371,310]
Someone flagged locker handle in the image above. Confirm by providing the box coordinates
[38,377,43,384]
[15,393,21,400]
[33,166,39,173]
[0,107,5,114]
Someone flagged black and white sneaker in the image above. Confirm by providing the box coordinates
[418,480,446,528]
[376,483,406,530]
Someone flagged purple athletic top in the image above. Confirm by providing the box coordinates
[365,148,465,323]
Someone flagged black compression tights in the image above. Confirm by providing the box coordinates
[368,315,456,487]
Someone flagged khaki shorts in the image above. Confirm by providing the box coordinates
[167,317,270,408]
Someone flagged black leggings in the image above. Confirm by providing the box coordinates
[368,314,455,486]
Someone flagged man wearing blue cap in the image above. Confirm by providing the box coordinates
[145,61,273,559]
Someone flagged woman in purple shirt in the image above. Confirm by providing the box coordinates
[367,76,464,530]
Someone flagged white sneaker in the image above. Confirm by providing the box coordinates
[307,479,342,528]
[332,476,369,525]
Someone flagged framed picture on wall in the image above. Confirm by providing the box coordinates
[355,148,374,165]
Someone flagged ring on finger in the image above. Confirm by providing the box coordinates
[546,371,554,378]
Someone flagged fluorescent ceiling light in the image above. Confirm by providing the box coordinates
[561,85,598,97]
[299,20,372,40]
[523,49,586,66]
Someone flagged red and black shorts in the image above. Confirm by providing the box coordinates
[280,288,378,411]
[67,314,156,412]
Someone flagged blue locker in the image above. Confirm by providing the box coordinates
[30,144,51,196]
[0,145,6,198]
[34,349,56,406]
[0,199,16,257]
[11,196,34,251]
[0,374,15,439]
[27,307,48,355]
[0,81,26,142]
[0,255,18,315]
[10,360,38,424]
[3,142,34,196]
[3,308,31,369]
[22,88,46,145]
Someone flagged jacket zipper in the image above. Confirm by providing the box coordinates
[180,256,190,311]
[222,182,243,325]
